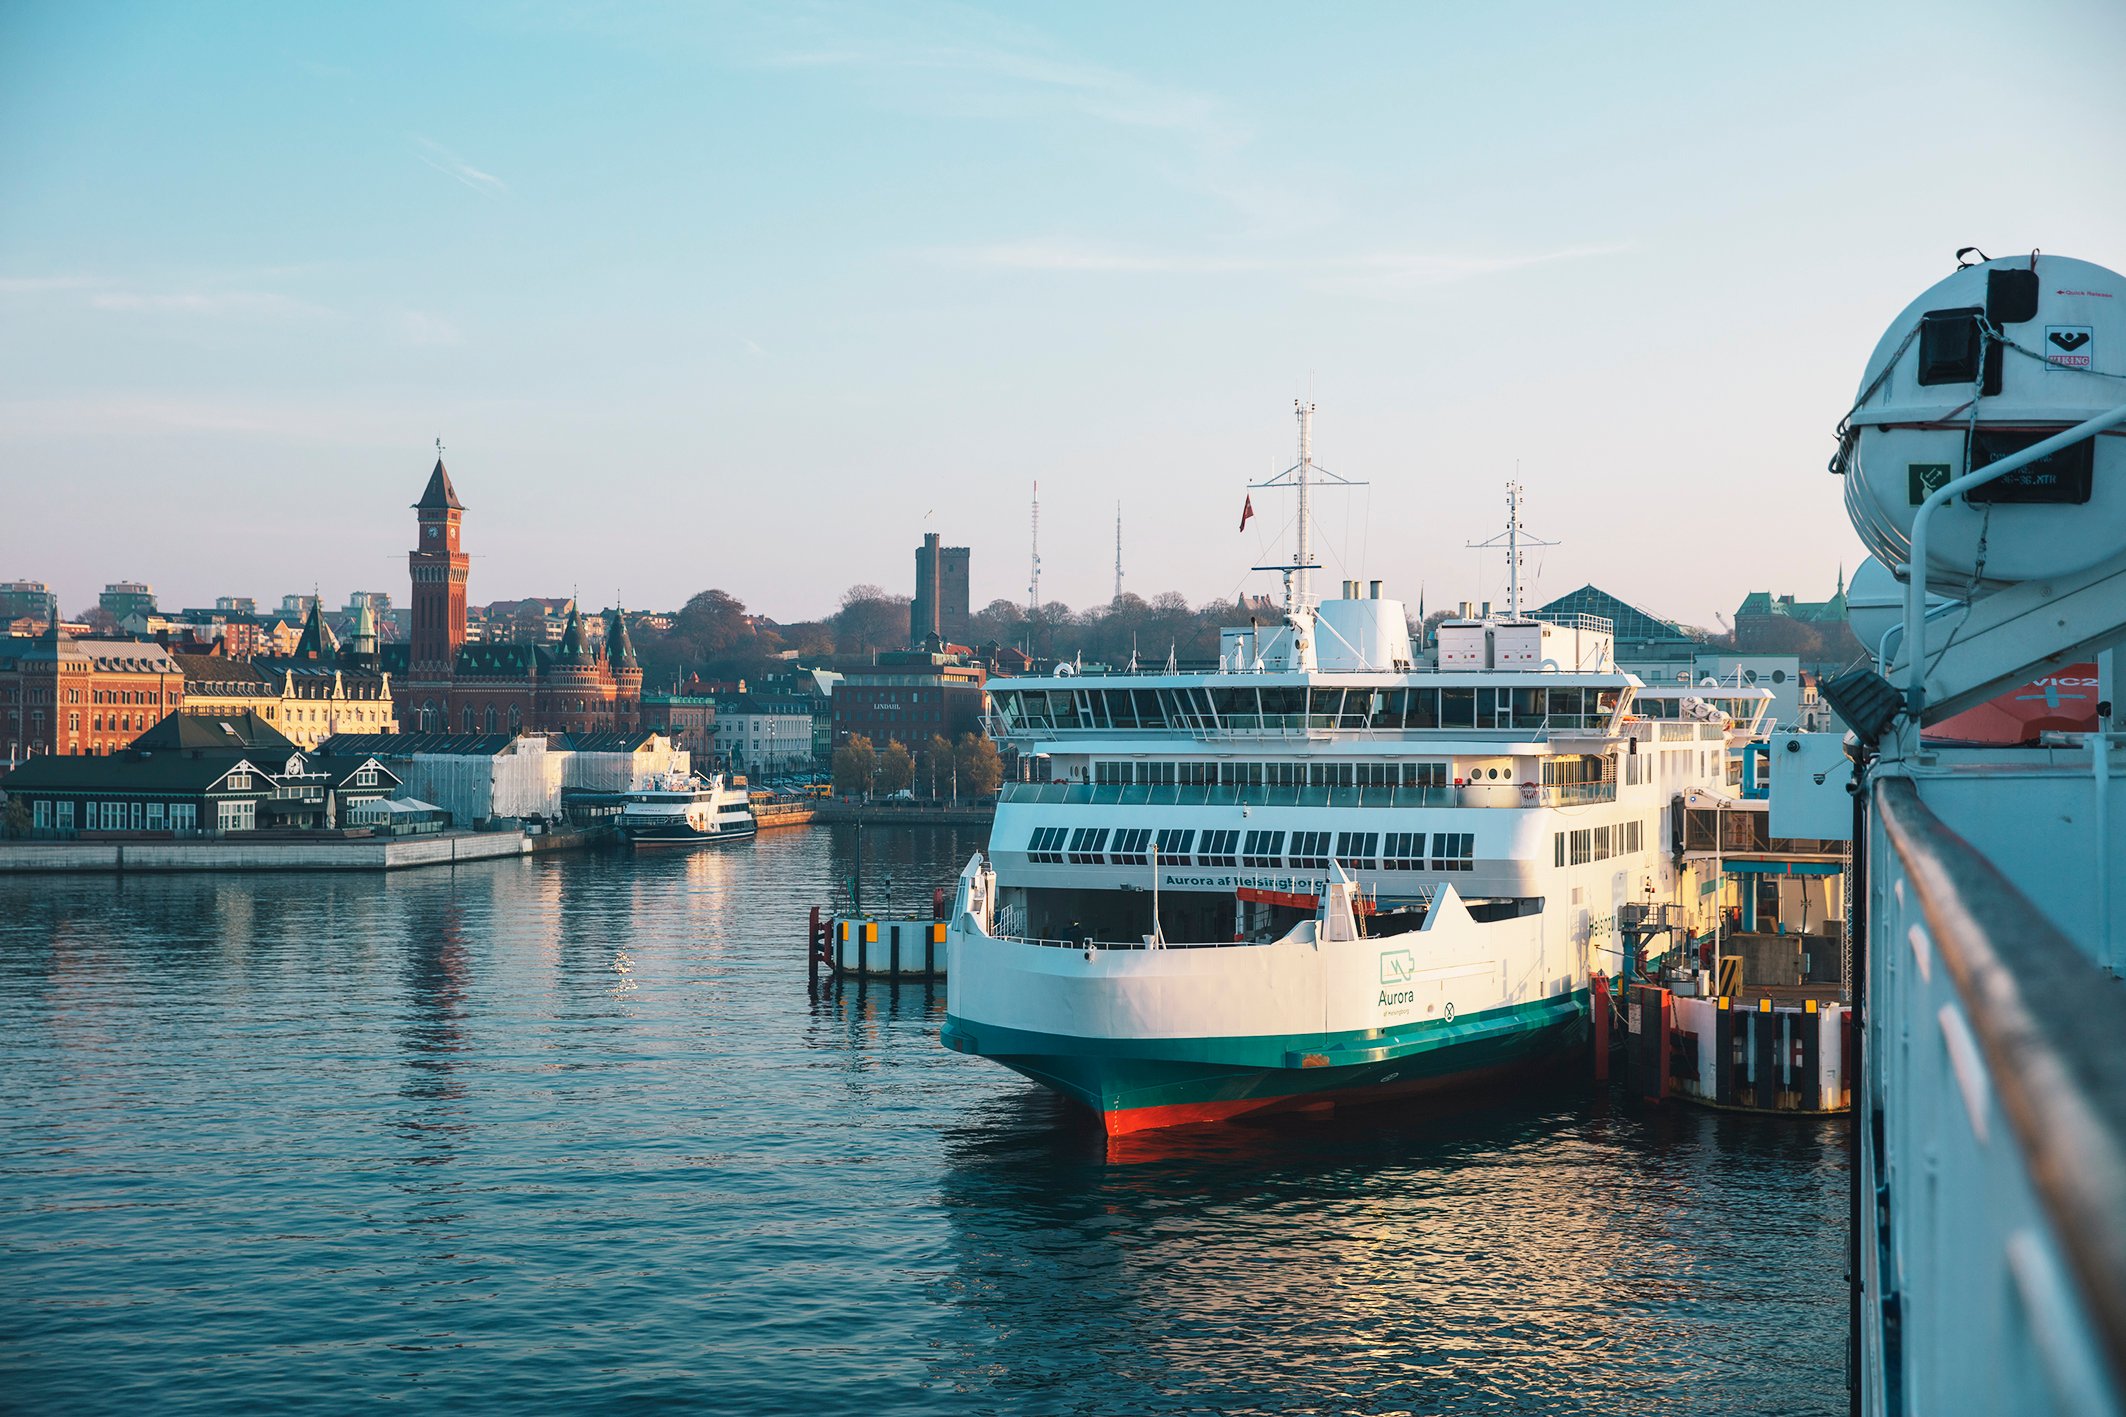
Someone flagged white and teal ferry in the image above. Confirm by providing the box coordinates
[943,408,1737,1134]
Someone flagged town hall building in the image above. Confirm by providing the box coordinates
[381,458,643,736]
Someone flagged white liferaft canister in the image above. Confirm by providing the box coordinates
[1839,253,2125,589]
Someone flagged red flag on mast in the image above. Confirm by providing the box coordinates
[1239,494,1254,532]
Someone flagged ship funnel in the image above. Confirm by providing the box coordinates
[1369,580,1382,599]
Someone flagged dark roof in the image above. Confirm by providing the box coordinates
[1533,585,1704,645]
[714,695,814,716]
[606,609,638,668]
[2,751,271,795]
[454,642,538,677]
[552,730,667,752]
[289,599,339,661]
[316,730,668,756]
[318,732,523,757]
[309,754,404,789]
[553,606,592,665]
[378,644,410,674]
[172,654,270,686]
[130,711,296,754]
[414,458,464,511]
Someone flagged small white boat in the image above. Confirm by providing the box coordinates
[616,770,756,847]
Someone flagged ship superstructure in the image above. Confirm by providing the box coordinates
[615,769,755,846]
[943,410,1736,1133]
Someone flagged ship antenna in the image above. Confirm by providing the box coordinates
[1248,400,1363,618]
[1466,480,1558,618]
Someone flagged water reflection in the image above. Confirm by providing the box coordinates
[395,890,471,1164]
[931,1078,1847,1413]
[0,832,1846,1416]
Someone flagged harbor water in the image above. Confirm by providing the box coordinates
[2,828,1847,1415]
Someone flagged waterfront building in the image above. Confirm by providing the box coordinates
[0,710,399,834]
[711,695,815,773]
[318,730,565,827]
[214,596,257,616]
[98,581,157,625]
[381,459,642,736]
[639,683,717,752]
[0,621,184,761]
[911,532,971,646]
[0,581,57,626]
[831,649,986,751]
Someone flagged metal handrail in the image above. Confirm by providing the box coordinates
[984,931,1268,953]
[1876,776,2126,1393]
[987,712,1618,739]
[999,780,1616,809]
[1901,398,2126,712]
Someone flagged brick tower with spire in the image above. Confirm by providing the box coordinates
[409,453,467,680]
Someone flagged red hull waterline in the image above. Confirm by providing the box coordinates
[1093,1060,1537,1137]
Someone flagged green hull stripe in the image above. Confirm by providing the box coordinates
[943,992,1588,1115]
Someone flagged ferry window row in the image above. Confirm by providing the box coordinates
[1091,760,1450,788]
[991,685,1625,734]
[1633,695,1761,723]
[1025,824,1474,872]
[1553,819,1646,868]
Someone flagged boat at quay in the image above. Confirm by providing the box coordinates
[615,769,756,847]
[942,405,1742,1134]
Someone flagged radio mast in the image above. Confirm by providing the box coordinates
[1114,502,1123,604]
[1028,481,1042,618]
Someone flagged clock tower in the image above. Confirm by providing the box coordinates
[409,454,468,680]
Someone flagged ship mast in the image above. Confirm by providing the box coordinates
[1249,400,1360,620]
[1294,401,1314,614]
[1466,480,1558,619]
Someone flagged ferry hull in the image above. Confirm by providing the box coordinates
[620,823,756,847]
[942,993,1586,1135]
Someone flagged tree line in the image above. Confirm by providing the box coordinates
[631,583,1330,687]
[831,732,1003,800]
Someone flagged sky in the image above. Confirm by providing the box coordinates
[4,1,2124,631]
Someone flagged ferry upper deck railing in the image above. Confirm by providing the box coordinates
[998,780,1618,810]
[1865,776,2126,1414]
[985,713,1729,743]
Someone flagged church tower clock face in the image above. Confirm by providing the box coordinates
[426,526,438,539]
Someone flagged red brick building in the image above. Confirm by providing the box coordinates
[0,621,185,761]
[382,458,642,735]
[830,650,986,751]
